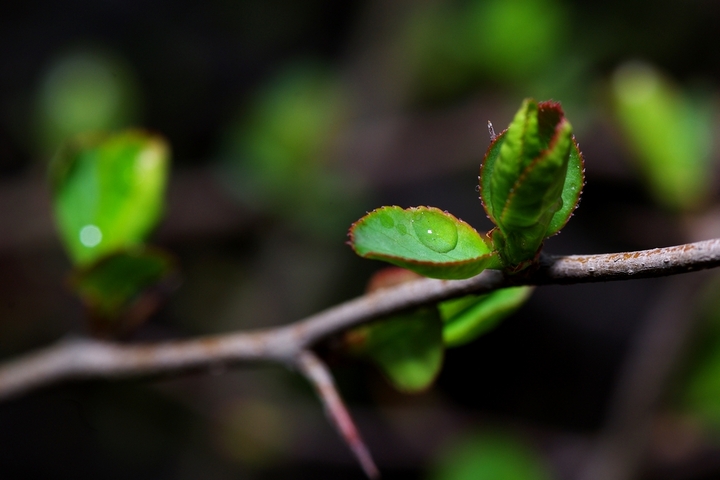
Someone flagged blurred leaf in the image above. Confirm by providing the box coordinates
[464,0,567,81]
[429,431,552,480]
[36,49,141,153]
[681,346,720,426]
[222,64,359,235]
[350,206,500,280]
[612,62,714,210]
[404,0,567,102]
[481,99,583,268]
[346,309,444,393]
[71,248,176,335]
[440,287,534,347]
[50,130,169,265]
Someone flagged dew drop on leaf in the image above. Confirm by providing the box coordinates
[411,210,458,253]
[380,215,395,228]
[397,224,408,234]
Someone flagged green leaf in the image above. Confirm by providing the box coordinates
[349,206,500,280]
[70,248,176,335]
[49,130,170,265]
[429,431,552,480]
[612,62,713,211]
[346,309,444,393]
[440,287,534,347]
[480,99,583,267]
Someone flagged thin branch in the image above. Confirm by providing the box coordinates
[296,350,380,479]
[2,238,720,401]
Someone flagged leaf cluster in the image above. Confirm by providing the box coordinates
[347,98,584,391]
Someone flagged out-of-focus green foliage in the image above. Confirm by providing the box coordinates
[49,131,172,333]
[71,248,175,335]
[221,64,361,235]
[36,49,141,154]
[440,287,534,347]
[346,309,444,393]
[49,130,169,265]
[350,206,500,280]
[612,62,715,211]
[481,99,583,269]
[464,0,567,80]
[404,0,567,102]
[428,431,552,480]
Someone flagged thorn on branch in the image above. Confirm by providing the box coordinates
[296,349,380,479]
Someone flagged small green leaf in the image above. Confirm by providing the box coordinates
[70,248,176,335]
[480,99,583,267]
[349,206,500,279]
[440,287,534,347]
[50,130,170,265]
[346,309,444,393]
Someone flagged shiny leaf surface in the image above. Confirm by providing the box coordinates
[50,130,169,265]
[349,206,500,279]
[480,99,583,267]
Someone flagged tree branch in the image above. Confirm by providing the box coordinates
[2,238,720,401]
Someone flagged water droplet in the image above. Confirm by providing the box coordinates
[79,224,102,247]
[411,210,458,253]
[379,215,395,228]
[474,185,481,192]
[397,224,408,234]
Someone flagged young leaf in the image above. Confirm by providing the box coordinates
[49,130,170,266]
[349,206,500,280]
[345,309,444,393]
[440,286,534,347]
[480,99,583,267]
[70,247,176,336]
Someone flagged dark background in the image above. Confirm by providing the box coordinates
[2,1,720,479]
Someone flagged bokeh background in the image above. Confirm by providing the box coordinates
[4,0,720,479]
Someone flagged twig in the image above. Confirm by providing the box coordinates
[296,350,380,479]
[2,238,720,474]
[2,238,720,401]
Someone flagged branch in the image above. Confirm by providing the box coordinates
[2,238,720,401]
[296,350,380,479]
